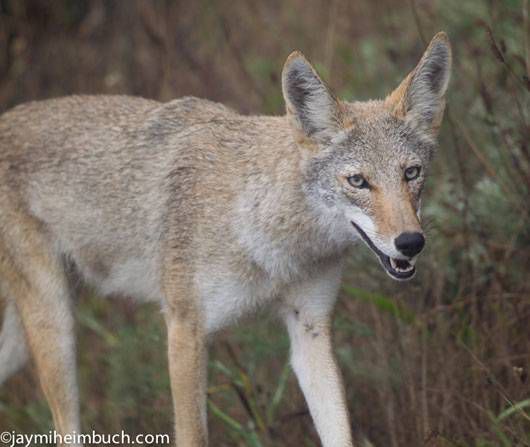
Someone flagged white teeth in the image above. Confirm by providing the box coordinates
[389,257,414,273]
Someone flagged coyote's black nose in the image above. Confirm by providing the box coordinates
[394,232,425,257]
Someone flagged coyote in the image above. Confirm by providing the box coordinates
[0,33,451,446]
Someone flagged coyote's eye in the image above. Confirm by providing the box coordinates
[347,174,369,189]
[404,166,421,181]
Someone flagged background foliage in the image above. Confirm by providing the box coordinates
[0,0,529,446]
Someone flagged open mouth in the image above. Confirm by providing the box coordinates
[351,222,416,281]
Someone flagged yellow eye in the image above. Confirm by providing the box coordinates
[404,166,421,181]
[347,174,369,189]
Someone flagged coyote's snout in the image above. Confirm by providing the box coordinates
[0,33,451,446]
[350,182,426,280]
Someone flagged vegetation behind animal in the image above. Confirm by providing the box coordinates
[0,1,528,446]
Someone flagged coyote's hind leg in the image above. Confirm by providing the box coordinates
[0,299,30,385]
[0,215,82,447]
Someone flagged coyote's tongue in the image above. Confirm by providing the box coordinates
[395,259,410,269]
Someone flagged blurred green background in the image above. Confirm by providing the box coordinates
[0,0,529,446]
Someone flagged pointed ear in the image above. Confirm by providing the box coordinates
[282,51,343,144]
[386,32,452,138]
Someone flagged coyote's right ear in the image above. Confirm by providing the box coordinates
[386,32,452,138]
[282,51,342,144]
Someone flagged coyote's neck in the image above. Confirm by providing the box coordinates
[232,121,351,282]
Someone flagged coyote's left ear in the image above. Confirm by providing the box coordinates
[282,51,343,145]
[386,32,452,137]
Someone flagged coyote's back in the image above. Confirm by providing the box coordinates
[0,95,244,299]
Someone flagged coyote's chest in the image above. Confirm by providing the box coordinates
[198,272,281,334]
[196,244,316,334]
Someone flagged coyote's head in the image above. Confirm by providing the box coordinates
[282,33,451,280]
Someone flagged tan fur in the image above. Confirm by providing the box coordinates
[0,200,81,447]
[372,185,421,237]
[385,72,414,118]
[167,318,207,446]
[385,32,451,137]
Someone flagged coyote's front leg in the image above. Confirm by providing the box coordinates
[281,263,353,447]
[164,286,208,447]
